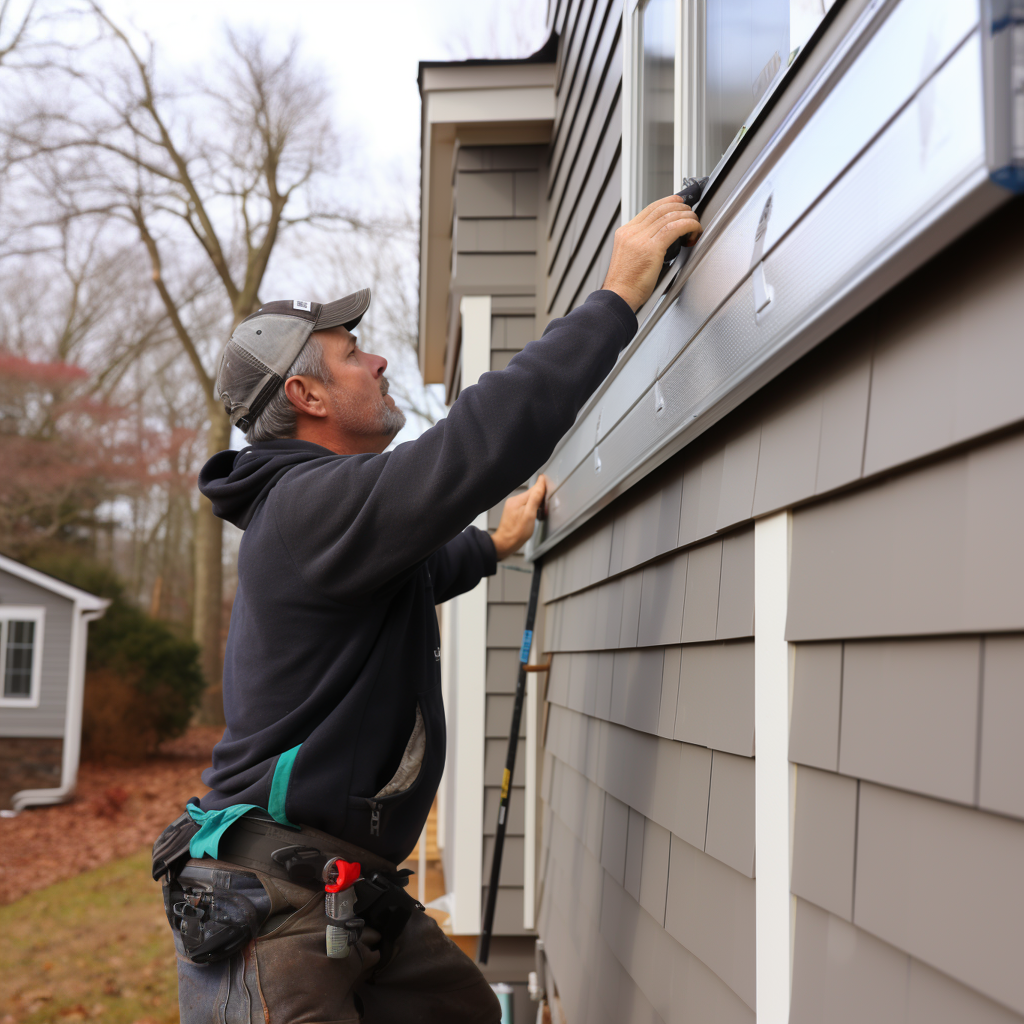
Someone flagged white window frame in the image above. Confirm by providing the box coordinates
[0,606,46,708]
[623,0,704,221]
[624,0,817,222]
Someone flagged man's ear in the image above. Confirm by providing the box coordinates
[283,375,330,419]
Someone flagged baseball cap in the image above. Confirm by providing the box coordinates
[216,290,371,430]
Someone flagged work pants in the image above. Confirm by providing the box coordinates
[168,858,501,1024]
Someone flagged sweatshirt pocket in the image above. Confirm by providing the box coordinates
[373,704,425,799]
[347,686,444,858]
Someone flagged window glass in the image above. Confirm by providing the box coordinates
[4,620,35,697]
[639,0,675,208]
[705,0,790,172]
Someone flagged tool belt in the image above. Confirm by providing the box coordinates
[153,807,423,966]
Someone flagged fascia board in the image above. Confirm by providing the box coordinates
[426,86,555,125]
[420,63,555,94]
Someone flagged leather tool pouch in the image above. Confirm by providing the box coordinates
[164,879,261,964]
[152,809,201,883]
[355,872,424,971]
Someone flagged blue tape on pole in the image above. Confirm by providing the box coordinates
[519,629,533,664]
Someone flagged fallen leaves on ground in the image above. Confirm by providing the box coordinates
[0,849,178,1024]
[0,727,221,907]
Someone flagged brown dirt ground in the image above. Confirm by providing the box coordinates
[0,728,221,907]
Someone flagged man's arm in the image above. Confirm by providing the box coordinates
[428,528,497,604]
[426,476,547,603]
[272,198,702,605]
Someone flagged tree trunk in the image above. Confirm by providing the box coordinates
[194,405,231,726]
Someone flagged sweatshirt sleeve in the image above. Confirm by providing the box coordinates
[428,528,497,605]
[270,290,637,605]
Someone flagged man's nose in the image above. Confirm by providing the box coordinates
[368,352,388,377]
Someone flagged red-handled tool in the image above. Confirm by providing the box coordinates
[323,857,362,958]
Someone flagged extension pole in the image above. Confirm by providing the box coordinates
[478,556,544,964]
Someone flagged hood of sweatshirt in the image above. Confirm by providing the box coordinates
[198,438,340,530]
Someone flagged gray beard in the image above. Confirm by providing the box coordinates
[378,402,407,438]
[328,377,406,439]
[376,376,407,438]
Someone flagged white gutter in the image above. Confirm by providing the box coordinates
[9,600,109,813]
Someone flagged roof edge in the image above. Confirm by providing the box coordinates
[0,554,111,611]
[418,29,558,93]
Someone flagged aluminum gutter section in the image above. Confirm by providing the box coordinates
[530,0,1021,559]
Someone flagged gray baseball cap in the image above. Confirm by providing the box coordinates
[216,290,371,430]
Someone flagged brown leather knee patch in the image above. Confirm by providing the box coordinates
[252,891,381,1024]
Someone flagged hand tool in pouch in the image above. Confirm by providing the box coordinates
[479,504,547,964]
[323,857,363,958]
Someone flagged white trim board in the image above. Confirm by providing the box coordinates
[754,511,793,1023]
[444,295,492,935]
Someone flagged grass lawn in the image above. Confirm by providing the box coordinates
[0,849,178,1024]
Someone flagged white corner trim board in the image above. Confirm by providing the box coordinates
[445,295,493,935]
[459,296,492,391]
[754,511,793,1023]
[523,641,540,930]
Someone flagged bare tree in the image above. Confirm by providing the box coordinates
[0,0,36,65]
[2,5,361,717]
[0,213,187,563]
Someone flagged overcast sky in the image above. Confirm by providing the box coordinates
[87,0,549,449]
[104,0,550,186]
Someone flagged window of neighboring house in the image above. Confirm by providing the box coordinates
[638,0,676,208]
[0,608,44,707]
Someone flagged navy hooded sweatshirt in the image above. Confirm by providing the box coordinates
[197,289,638,864]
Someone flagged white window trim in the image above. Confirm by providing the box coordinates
[621,0,640,221]
[624,0,704,221]
[0,606,46,709]
[677,0,706,189]
[625,0,815,222]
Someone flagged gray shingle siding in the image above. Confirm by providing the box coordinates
[533,3,1024,1020]
[0,569,74,739]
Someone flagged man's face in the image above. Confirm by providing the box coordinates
[314,327,406,446]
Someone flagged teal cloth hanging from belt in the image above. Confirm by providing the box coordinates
[186,744,301,859]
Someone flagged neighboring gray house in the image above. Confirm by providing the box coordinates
[0,555,109,812]
[421,1,1024,1023]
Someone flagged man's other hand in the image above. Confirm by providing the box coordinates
[491,476,547,560]
[602,196,703,312]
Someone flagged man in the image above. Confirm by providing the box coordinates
[154,195,701,1023]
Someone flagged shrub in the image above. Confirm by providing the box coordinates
[28,554,206,760]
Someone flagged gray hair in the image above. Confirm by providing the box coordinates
[243,336,332,443]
